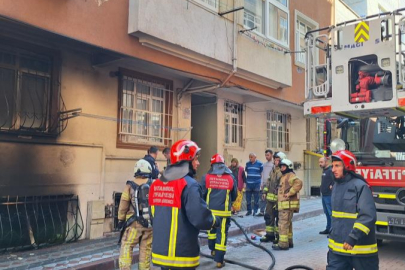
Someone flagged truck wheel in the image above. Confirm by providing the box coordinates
[377,239,383,245]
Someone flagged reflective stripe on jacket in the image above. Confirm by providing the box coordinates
[149,176,215,269]
[263,167,282,202]
[329,173,377,257]
[201,173,238,217]
[277,172,303,212]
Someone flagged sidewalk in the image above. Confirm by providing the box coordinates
[0,197,323,270]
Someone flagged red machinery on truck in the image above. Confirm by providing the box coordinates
[304,9,405,242]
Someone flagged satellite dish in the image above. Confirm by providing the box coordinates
[330,138,346,153]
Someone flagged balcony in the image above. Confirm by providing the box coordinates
[128,0,291,88]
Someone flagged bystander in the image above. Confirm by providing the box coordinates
[229,158,246,214]
[259,149,274,216]
[319,156,333,235]
[245,153,263,216]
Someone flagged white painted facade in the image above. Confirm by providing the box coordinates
[128,0,292,89]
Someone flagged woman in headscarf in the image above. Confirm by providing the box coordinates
[229,158,246,215]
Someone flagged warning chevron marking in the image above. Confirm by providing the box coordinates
[355,21,369,43]
[355,21,369,32]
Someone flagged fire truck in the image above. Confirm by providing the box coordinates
[304,9,405,243]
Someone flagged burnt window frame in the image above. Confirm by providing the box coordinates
[0,38,61,137]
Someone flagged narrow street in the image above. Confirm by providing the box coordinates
[133,215,405,270]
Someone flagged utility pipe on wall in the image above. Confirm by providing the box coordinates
[178,0,239,97]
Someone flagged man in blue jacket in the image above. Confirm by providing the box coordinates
[149,140,219,270]
[327,150,378,270]
[245,153,263,216]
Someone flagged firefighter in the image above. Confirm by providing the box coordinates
[117,159,153,270]
[149,140,219,270]
[272,158,303,251]
[327,150,378,270]
[260,151,286,243]
[200,154,238,268]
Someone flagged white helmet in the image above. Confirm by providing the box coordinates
[275,151,287,160]
[134,159,152,177]
[279,159,293,170]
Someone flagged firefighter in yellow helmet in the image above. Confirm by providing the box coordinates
[272,158,303,251]
[118,159,153,270]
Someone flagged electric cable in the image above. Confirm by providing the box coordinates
[199,217,314,270]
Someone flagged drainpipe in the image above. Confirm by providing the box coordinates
[220,0,238,88]
[177,79,194,105]
[181,0,239,96]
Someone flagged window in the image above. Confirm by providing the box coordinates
[0,43,59,135]
[244,0,264,34]
[295,20,312,65]
[268,2,288,44]
[118,69,173,148]
[195,0,219,11]
[295,12,318,67]
[266,111,290,151]
[224,101,244,147]
[275,0,287,6]
[244,0,289,47]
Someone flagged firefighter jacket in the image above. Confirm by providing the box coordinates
[149,170,216,269]
[200,163,238,217]
[277,171,303,212]
[329,172,377,257]
[263,166,282,202]
[118,177,148,228]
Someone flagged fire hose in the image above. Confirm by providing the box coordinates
[199,217,314,270]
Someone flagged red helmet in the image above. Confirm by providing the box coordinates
[170,140,201,164]
[331,150,357,172]
[210,154,225,165]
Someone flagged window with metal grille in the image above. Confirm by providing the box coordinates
[224,101,244,147]
[118,69,173,148]
[0,44,59,135]
[266,111,290,151]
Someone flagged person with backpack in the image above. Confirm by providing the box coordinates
[117,159,153,270]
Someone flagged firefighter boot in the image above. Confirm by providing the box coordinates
[272,244,289,251]
[260,234,275,243]
[272,234,279,245]
[216,262,225,268]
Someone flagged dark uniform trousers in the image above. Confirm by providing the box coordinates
[208,217,231,263]
[327,251,379,270]
[264,201,278,237]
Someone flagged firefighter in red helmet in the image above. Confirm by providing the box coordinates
[200,154,237,268]
[327,150,378,270]
[149,140,219,270]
